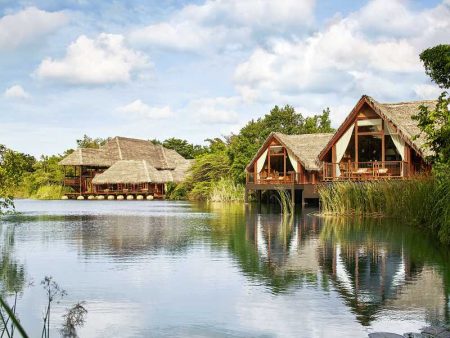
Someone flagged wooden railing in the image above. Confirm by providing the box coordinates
[247,171,301,184]
[322,161,407,181]
[64,177,80,186]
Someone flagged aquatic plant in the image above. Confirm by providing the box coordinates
[318,175,450,244]
[208,178,245,202]
[60,302,88,338]
[273,189,294,215]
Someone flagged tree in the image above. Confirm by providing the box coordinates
[0,145,35,213]
[414,45,450,168]
[76,135,108,149]
[419,44,450,89]
[161,138,207,159]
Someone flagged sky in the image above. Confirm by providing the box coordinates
[0,0,448,157]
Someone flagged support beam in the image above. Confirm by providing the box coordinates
[244,188,249,204]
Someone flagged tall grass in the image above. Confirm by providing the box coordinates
[318,176,450,244]
[274,189,294,215]
[31,185,65,200]
[208,178,245,202]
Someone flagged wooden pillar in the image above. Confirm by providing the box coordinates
[332,145,336,178]
[79,165,82,195]
[404,146,411,177]
[283,148,287,178]
[244,188,249,204]
[381,120,385,168]
[355,121,359,165]
[256,190,262,204]
[63,166,66,189]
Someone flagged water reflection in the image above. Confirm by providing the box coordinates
[319,217,450,327]
[0,226,26,295]
[0,200,449,336]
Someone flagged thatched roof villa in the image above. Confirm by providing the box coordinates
[245,95,435,206]
[59,136,192,199]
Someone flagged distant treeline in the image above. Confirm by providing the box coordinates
[0,105,334,203]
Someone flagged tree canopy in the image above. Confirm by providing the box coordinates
[151,138,207,159]
[415,44,450,168]
[419,44,450,89]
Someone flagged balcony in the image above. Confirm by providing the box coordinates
[247,171,304,185]
[322,161,406,181]
[64,177,81,186]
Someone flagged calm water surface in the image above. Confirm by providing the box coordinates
[0,200,449,337]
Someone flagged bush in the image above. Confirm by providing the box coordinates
[31,185,64,200]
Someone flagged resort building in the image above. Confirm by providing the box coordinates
[245,95,435,205]
[319,95,433,180]
[245,132,334,205]
[59,136,192,199]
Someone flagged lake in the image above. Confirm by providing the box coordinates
[0,200,449,337]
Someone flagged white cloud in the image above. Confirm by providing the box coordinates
[189,96,240,124]
[129,0,315,51]
[0,7,68,50]
[233,0,450,105]
[178,0,315,28]
[4,85,30,99]
[35,33,150,85]
[117,100,174,119]
[414,84,443,99]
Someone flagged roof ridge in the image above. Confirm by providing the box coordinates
[380,99,438,106]
[115,137,123,160]
[142,160,151,182]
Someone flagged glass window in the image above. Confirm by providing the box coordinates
[357,119,382,133]
[358,135,382,162]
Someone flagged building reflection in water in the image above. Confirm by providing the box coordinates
[242,209,449,327]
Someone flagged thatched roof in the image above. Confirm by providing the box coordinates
[319,95,437,160]
[247,132,334,171]
[368,96,436,157]
[59,148,114,167]
[59,136,185,169]
[92,159,193,184]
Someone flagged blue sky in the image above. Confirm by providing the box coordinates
[0,0,448,157]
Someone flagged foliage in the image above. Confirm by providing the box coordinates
[414,92,450,165]
[41,276,67,338]
[0,296,30,338]
[274,189,294,215]
[181,139,233,200]
[419,44,450,89]
[209,178,245,202]
[228,105,334,182]
[151,137,207,159]
[318,177,450,244]
[32,185,66,200]
[60,302,88,338]
[76,135,108,149]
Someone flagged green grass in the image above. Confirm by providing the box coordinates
[318,176,450,244]
[31,185,65,200]
[208,178,245,202]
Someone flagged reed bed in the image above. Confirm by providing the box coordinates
[318,176,450,244]
[208,178,245,202]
